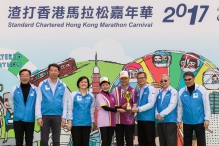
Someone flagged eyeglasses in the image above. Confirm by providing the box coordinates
[184,78,192,82]
[20,75,30,78]
[160,80,168,83]
[137,77,146,80]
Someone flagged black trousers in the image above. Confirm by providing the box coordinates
[13,121,34,146]
[99,127,115,146]
[40,115,62,146]
[157,123,177,146]
[137,120,156,146]
[71,126,91,146]
[183,123,206,146]
[116,124,134,146]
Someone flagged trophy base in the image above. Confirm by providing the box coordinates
[126,106,132,111]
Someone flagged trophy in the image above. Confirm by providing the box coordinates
[123,91,132,111]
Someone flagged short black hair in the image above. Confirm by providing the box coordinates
[212,74,218,79]
[100,81,110,86]
[77,76,90,89]
[19,69,31,76]
[137,71,147,78]
[2,92,10,103]
[183,71,195,78]
[0,95,3,104]
[48,63,60,71]
[212,74,217,77]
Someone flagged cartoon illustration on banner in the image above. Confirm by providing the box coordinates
[0,48,218,146]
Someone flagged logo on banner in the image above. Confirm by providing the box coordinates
[217,7,219,21]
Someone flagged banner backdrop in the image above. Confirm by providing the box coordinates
[0,0,219,145]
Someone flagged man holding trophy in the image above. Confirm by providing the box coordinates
[132,72,156,146]
[112,71,137,146]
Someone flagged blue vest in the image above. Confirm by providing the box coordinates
[72,92,93,126]
[5,110,13,125]
[180,87,204,124]
[13,85,37,122]
[40,80,66,116]
[137,85,155,121]
[156,89,177,123]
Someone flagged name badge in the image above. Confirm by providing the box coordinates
[45,85,50,90]
[193,93,198,98]
[77,96,82,101]
[158,95,161,99]
[30,91,34,96]
[58,87,62,90]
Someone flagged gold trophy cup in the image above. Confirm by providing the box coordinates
[123,91,132,111]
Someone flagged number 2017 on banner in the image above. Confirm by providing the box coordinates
[163,4,209,25]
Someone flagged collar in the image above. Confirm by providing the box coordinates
[76,90,89,96]
[138,83,149,91]
[44,78,61,85]
[48,78,58,84]
[101,90,110,97]
[185,83,199,92]
[160,86,171,92]
[121,85,129,91]
[16,83,35,89]
[102,90,109,95]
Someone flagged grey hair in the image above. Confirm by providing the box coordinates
[160,74,170,81]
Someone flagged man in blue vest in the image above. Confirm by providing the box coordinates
[35,64,68,146]
[132,72,156,146]
[177,71,211,146]
[9,69,37,146]
[155,74,177,146]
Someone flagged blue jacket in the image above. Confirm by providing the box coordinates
[177,84,211,124]
[9,84,37,122]
[67,91,95,126]
[137,84,156,121]
[156,86,177,123]
[35,79,68,119]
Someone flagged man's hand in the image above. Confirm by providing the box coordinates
[127,110,133,114]
[156,114,164,121]
[67,121,72,131]
[38,119,43,127]
[61,119,66,127]
[204,121,209,129]
[91,122,95,132]
[177,122,182,129]
[117,108,126,113]
[122,103,127,108]
[132,108,138,113]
